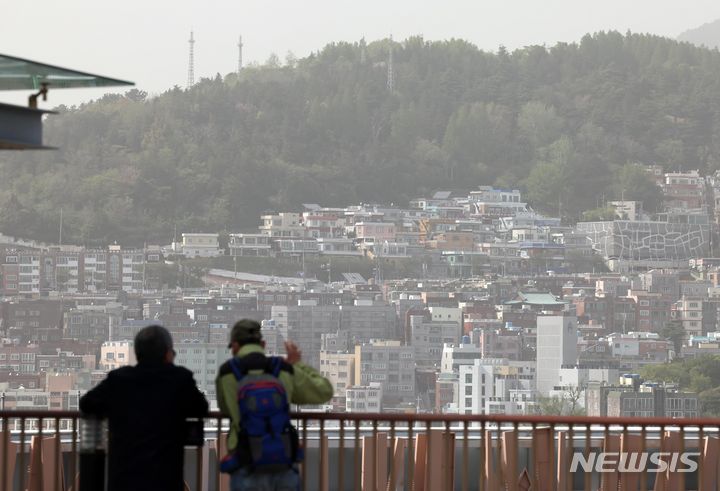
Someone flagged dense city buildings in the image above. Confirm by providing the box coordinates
[0,172,715,415]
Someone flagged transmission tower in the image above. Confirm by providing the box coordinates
[359,37,367,64]
[387,35,395,93]
[237,35,244,74]
[187,30,195,88]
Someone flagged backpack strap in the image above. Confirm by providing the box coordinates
[228,357,246,381]
[266,356,283,377]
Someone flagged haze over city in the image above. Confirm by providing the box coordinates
[6,2,720,488]
[3,0,720,107]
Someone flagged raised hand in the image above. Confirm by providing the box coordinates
[284,341,302,365]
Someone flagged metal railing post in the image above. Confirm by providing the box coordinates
[79,415,106,491]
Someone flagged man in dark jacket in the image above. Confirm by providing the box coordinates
[80,325,208,491]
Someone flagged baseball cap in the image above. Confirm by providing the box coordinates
[228,319,263,348]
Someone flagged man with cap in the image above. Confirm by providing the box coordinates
[216,319,333,491]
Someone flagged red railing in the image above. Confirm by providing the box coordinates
[1,410,720,490]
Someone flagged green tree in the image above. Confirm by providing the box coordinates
[524,137,574,218]
[660,320,685,354]
[581,207,616,221]
[613,164,664,213]
[536,387,585,416]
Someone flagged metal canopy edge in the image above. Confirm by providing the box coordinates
[0,53,134,91]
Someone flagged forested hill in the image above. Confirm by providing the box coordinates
[678,19,720,49]
[2,31,720,246]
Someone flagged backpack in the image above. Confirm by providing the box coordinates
[220,354,301,474]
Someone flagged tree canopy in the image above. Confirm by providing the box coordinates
[1,32,720,245]
[640,355,720,416]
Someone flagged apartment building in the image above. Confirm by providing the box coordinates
[409,315,460,368]
[457,358,536,415]
[174,340,228,402]
[319,350,355,409]
[354,340,415,406]
[536,315,578,396]
[99,341,136,371]
[271,303,342,367]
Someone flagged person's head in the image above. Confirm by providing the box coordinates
[134,325,175,364]
[228,319,264,355]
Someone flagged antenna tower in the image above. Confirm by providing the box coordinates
[360,37,367,64]
[387,35,395,92]
[187,30,195,88]
[237,35,244,74]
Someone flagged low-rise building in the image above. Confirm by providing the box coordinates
[260,212,303,237]
[99,341,136,371]
[345,383,383,413]
[181,233,221,258]
[228,234,272,257]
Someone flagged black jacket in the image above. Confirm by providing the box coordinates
[80,363,209,491]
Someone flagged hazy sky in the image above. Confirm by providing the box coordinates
[2,0,720,108]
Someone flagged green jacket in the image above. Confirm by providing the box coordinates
[215,344,333,451]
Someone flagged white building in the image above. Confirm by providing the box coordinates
[120,250,146,293]
[99,341,136,371]
[181,233,221,258]
[440,340,482,374]
[469,186,523,204]
[83,251,107,292]
[319,350,356,409]
[556,366,619,394]
[457,358,536,415]
[346,383,383,412]
[18,252,41,294]
[260,213,304,237]
[536,315,578,396]
[317,238,362,256]
[228,234,272,257]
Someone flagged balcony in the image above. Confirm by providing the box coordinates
[1,410,719,490]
